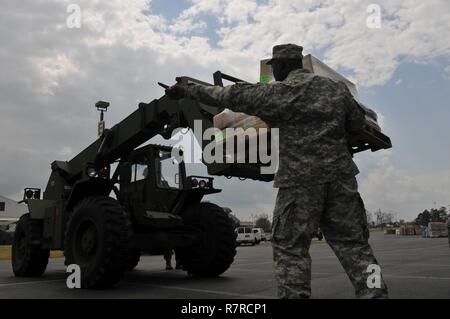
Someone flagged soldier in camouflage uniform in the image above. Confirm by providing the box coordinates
[166,44,388,299]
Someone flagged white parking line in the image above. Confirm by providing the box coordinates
[230,268,450,281]
[234,261,450,268]
[374,246,450,254]
[233,261,274,267]
[0,279,64,287]
[384,274,450,281]
[125,281,274,299]
[231,268,273,273]
[382,263,450,267]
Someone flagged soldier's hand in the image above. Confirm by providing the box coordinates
[165,85,187,100]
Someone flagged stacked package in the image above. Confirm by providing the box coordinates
[260,55,391,154]
[406,226,414,235]
[415,225,423,235]
[427,222,448,238]
[396,225,423,236]
[213,109,270,163]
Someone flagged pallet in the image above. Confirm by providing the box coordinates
[348,123,392,154]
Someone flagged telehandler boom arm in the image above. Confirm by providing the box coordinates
[63,77,223,182]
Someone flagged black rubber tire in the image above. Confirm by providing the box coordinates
[125,248,141,271]
[64,196,133,289]
[177,203,237,277]
[12,213,49,277]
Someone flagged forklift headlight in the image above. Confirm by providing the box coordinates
[87,167,97,178]
[25,190,34,199]
[199,180,207,188]
[191,178,199,188]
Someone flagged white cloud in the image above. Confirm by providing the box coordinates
[178,0,223,19]
[357,151,450,221]
[169,18,206,34]
[58,146,74,157]
[174,0,450,86]
[376,111,386,131]
[30,54,79,95]
[444,65,450,80]
[222,0,258,24]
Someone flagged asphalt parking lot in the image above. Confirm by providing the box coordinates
[0,232,449,299]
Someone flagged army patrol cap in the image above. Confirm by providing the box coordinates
[267,44,303,64]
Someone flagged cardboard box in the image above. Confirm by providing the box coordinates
[259,55,391,153]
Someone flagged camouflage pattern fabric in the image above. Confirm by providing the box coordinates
[267,43,303,62]
[186,68,365,188]
[272,177,388,299]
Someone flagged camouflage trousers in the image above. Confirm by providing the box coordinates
[272,177,388,299]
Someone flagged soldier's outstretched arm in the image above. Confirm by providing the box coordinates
[186,83,280,122]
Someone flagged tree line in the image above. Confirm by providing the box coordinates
[365,206,449,229]
[415,207,448,226]
[231,206,449,232]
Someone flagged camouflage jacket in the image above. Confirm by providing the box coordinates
[186,68,366,188]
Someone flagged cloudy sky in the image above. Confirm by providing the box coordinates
[1,0,449,222]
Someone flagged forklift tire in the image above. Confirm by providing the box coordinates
[125,249,141,271]
[12,214,49,277]
[317,232,324,241]
[64,196,133,289]
[177,203,237,277]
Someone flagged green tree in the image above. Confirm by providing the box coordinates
[375,209,384,228]
[415,209,431,226]
[255,214,272,233]
[438,207,448,222]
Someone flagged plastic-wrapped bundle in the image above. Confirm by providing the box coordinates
[427,222,448,238]
[213,109,270,163]
[213,109,268,131]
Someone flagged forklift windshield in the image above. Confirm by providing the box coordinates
[156,151,180,189]
[132,163,148,182]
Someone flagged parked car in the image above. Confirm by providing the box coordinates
[252,228,266,243]
[236,227,257,246]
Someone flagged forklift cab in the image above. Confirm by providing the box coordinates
[118,144,221,226]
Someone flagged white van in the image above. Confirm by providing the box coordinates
[236,227,257,246]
